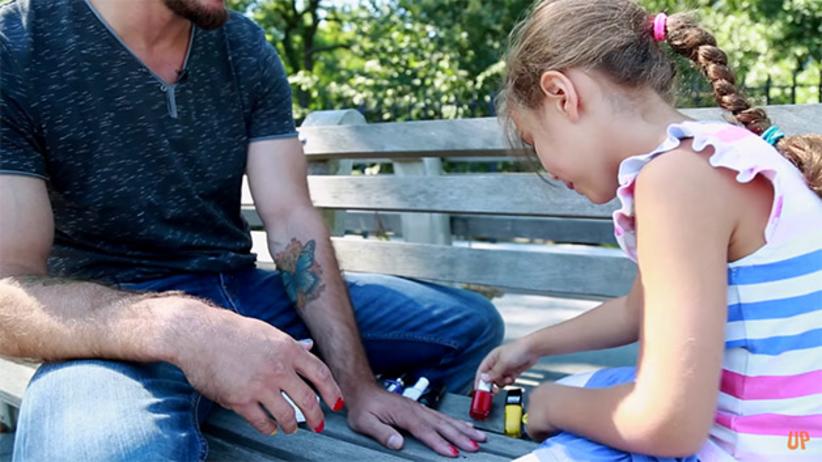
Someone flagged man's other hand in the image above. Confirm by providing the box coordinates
[169,301,345,435]
[346,384,487,458]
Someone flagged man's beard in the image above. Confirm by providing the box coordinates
[163,0,228,30]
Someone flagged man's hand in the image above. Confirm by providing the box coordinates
[346,384,487,458]
[170,301,345,436]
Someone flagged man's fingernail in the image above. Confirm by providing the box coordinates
[387,434,403,450]
[314,420,325,433]
[480,373,490,382]
[298,339,314,349]
[270,427,278,436]
[333,397,345,412]
[449,445,459,457]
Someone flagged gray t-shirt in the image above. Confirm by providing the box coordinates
[1,0,297,283]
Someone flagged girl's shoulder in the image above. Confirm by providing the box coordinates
[613,120,817,262]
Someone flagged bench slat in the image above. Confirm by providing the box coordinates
[299,104,821,160]
[305,174,619,218]
[437,393,540,457]
[451,215,616,245]
[206,409,428,461]
[304,397,534,460]
[244,210,616,245]
[328,238,635,297]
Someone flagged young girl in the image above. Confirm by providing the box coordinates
[475,1,822,460]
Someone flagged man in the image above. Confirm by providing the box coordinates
[0,0,504,460]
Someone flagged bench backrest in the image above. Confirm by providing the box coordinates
[244,104,821,299]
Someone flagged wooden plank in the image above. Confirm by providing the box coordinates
[317,407,530,461]
[451,216,616,245]
[437,393,538,456]
[244,209,616,245]
[299,104,821,160]
[300,116,513,160]
[307,174,618,218]
[330,238,635,297]
[205,409,420,461]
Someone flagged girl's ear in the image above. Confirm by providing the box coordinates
[539,70,581,122]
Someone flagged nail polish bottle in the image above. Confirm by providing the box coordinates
[504,388,524,438]
[383,375,406,394]
[402,377,430,401]
[469,379,493,420]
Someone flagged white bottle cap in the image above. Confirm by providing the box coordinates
[477,379,492,392]
[402,377,430,401]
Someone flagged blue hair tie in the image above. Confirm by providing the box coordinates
[762,126,785,145]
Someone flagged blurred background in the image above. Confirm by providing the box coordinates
[226,0,821,123]
[231,0,819,382]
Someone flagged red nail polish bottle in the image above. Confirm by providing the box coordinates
[469,379,493,420]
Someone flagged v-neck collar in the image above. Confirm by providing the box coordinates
[83,0,196,87]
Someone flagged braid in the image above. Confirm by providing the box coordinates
[664,13,822,198]
[665,14,770,134]
[778,135,822,197]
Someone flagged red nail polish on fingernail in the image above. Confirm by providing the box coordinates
[333,397,345,412]
[449,446,459,457]
[314,421,325,433]
[470,440,480,450]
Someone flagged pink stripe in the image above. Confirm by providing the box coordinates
[721,369,822,400]
[715,412,822,436]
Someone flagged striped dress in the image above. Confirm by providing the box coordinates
[613,121,822,461]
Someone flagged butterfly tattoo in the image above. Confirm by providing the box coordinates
[274,239,325,309]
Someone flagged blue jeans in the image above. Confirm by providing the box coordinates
[13,268,504,461]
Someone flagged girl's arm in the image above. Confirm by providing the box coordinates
[527,148,733,456]
[523,274,643,357]
[479,276,642,388]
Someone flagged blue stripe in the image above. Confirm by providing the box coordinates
[727,290,822,322]
[725,328,822,355]
[728,249,821,285]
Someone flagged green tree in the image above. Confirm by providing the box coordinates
[228,0,820,121]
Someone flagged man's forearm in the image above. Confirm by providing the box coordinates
[267,206,375,396]
[0,274,191,363]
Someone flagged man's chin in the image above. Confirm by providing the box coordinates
[164,0,228,30]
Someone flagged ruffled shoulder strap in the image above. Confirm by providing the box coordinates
[612,120,808,262]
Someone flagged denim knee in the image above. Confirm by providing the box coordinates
[455,287,506,352]
[438,288,505,392]
[14,360,206,462]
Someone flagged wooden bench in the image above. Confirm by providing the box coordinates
[1,103,819,460]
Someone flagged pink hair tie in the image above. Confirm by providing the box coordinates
[653,13,668,42]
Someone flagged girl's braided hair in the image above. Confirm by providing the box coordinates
[499,0,822,197]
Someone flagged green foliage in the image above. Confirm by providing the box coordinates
[228,0,820,122]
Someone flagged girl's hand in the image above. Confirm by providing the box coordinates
[474,337,538,390]
[525,382,561,441]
